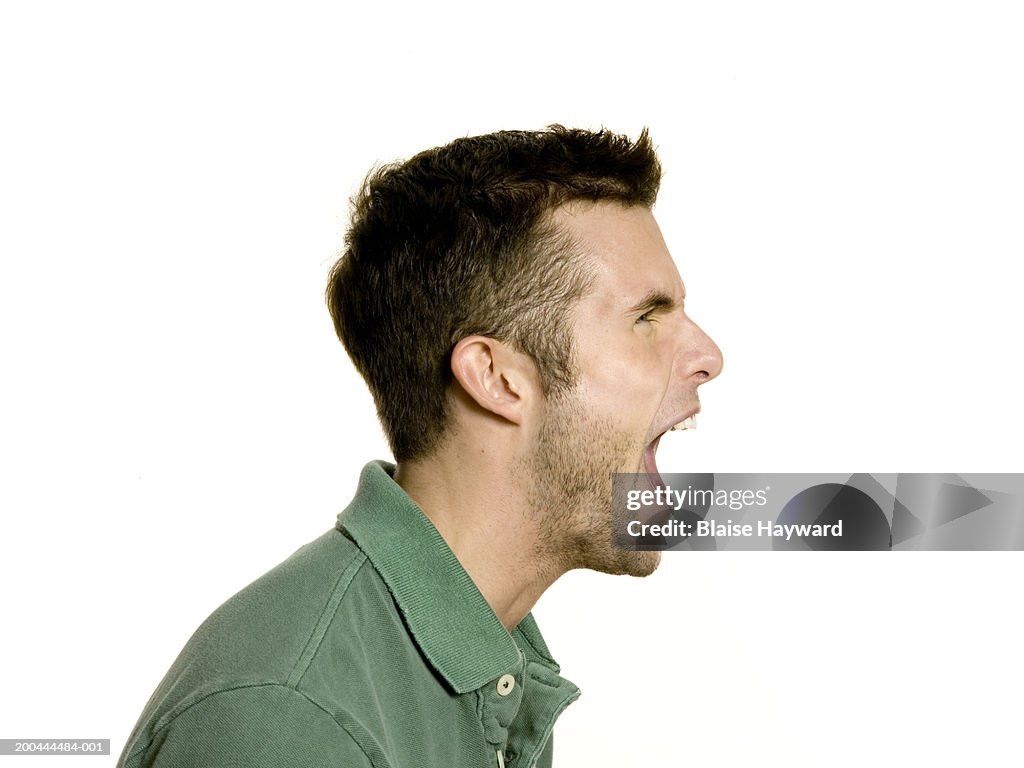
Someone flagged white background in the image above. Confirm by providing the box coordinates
[2,1,1022,766]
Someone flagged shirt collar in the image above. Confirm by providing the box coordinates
[336,460,560,694]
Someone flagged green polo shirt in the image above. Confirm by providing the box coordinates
[118,461,580,768]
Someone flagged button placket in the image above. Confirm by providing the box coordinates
[479,656,526,761]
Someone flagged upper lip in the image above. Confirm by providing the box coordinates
[650,407,701,445]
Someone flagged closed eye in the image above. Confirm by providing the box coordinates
[628,290,679,324]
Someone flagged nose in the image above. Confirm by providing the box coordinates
[677,316,723,385]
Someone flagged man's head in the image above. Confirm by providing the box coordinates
[520,201,723,577]
[326,126,662,462]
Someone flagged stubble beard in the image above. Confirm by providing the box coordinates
[522,388,661,579]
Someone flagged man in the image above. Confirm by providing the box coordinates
[117,126,722,768]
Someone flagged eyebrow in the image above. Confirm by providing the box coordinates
[626,290,682,316]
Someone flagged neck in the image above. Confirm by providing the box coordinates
[394,442,561,631]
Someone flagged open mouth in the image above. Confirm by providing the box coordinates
[643,414,698,479]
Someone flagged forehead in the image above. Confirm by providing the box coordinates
[550,202,684,307]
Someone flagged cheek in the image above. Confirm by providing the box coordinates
[580,350,667,425]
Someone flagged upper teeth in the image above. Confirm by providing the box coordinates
[670,415,697,431]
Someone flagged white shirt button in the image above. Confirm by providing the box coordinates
[496,674,516,696]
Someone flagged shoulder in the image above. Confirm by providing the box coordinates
[121,528,395,766]
[172,528,372,686]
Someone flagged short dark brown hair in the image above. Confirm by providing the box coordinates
[326,125,662,462]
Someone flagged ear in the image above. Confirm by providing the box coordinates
[450,336,537,425]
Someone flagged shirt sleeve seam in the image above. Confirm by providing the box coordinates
[122,682,376,766]
[286,550,369,688]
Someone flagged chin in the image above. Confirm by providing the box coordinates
[628,550,662,577]
[592,549,661,578]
